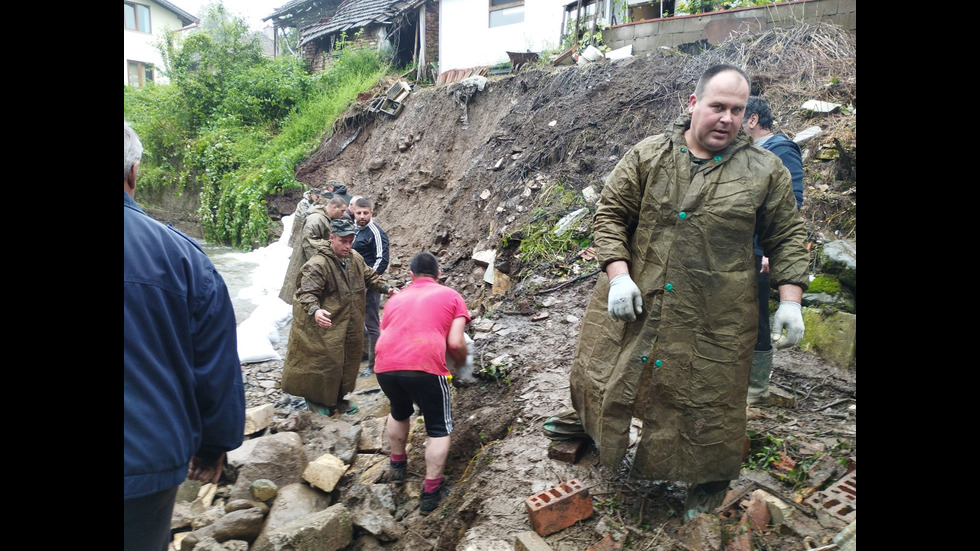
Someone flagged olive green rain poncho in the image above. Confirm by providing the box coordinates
[570,113,810,484]
[282,240,389,408]
[279,203,334,303]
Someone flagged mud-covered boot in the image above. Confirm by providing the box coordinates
[367,336,378,371]
[359,336,377,378]
[683,480,730,523]
[746,349,774,406]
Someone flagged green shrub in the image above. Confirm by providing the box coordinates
[124,4,392,250]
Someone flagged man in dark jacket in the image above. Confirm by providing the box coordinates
[742,95,805,405]
[124,121,245,551]
[351,197,390,376]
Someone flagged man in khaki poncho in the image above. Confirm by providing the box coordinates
[567,64,809,522]
[282,219,396,416]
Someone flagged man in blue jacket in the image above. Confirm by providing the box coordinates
[741,95,805,405]
[351,197,390,376]
[124,121,245,551]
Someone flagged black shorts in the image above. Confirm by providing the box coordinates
[377,370,453,437]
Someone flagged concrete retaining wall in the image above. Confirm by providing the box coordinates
[602,0,856,54]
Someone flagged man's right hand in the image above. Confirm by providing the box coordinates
[608,274,643,322]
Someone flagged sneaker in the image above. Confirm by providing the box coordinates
[390,460,406,483]
[419,481,450,515]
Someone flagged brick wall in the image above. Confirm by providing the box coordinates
[424,0,439,68]
[603,0,855,54]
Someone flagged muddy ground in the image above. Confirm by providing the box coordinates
[246,274,854,550]
[174,22,856,551]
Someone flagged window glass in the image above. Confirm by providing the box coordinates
[125,3,150,32]
[137,4,151,32]
[125,5,136,30]
[128,61,142,87]
[489,5,524,27]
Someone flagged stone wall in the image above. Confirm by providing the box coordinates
[603,0,855,54]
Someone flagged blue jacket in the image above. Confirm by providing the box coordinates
[754,133,804,256]
[124,192,245,499]
[353,220,389,276]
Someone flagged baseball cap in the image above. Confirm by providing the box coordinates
[331,219,357,236]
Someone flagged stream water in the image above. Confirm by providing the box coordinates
[198,215,296,364]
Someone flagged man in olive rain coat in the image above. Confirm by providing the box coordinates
[567,64,810,521]
[279,196,348,304]
[282,219,396,415]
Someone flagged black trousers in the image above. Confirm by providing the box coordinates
[124,485,179,551]
[364,290,381,340]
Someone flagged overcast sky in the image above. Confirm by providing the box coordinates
[175,0,286,31]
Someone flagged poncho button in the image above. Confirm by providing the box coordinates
[713,155,722,161]
[655,359,663,367]
[680,147,687,152]
[665,283,673,291]
[641,356,648,362]
[678,212,687,219]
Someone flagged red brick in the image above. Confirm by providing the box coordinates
[586,534,622,551]
[771,453,797,472]
[525,479,594,537]
[547,438,588,463]
[804,470,856,524]
[742,495,771,531]
[723,513,753,551]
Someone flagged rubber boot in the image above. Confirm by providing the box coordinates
[359,336,377,377]
[367,335,378,371]
[746,349,774,405]
[683,480,730,523]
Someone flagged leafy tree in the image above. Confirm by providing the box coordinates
[125,2,392,250]
[160,2,265,129]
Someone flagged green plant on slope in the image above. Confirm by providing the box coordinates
[125,2,392,250]
[502,181,595,278]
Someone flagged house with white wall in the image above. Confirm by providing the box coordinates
[124,0,198,86]
[438,0,567,73]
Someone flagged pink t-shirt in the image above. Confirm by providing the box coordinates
[374,278,470,376]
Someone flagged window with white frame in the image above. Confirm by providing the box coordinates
[124,2,151,33]
[489,0,524,27]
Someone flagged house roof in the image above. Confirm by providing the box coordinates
[298,0,426,47]
[263,0,345,29]
[156,0,200,26]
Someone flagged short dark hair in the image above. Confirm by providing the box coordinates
[694,63,750,97]
[353,197,373,209]
[410,251,440,278]
[745,95,774,131]
[328,196,347,208]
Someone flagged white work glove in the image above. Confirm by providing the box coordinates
[771,301,804,349]
[608,274,643,322]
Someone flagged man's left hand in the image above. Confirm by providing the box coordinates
[771,301,804,349]
[187,453,226,485]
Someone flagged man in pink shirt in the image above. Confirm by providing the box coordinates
[373,251,470,516]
